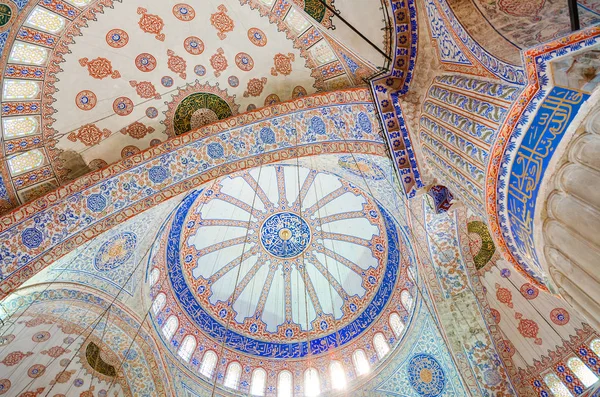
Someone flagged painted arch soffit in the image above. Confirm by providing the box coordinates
[0,0,377,213]
[0,88,388,298]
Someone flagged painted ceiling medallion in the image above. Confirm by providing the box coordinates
[209,47,228,77]
[166,49,187,78]
[271,53,295,76]
[172,3,195,22]
[247,27,267,47]
[183,36,204,55]
[162,81,239,137]
[0,0,16,32]
[135,53,157,72]
[149,166,404,360]
[105,29,129,48]
[75,90,97,111]
[235,52,254,72]
[79,57,120,80]
[210,4,234,40]
[137,7,165,41]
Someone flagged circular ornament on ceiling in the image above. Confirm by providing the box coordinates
[148,166,410,363]
[228,76,239,87]
[407,354,446,396]
[106,29,129,48]
[121,145,140,159]
[550,308,570,325]
[184,36,204,55]
[135,53,157,72]
[194,65,206,76]
[292,85,307,98]
[264,93,280,106]
[94,232,137,271]
[173,4,195,21]
[75,90,97,111]
[161,76,174,87]
[146,107,158,118]
[247,27,267,47]
[162,82,239,136]
[113,97,134,116]
[235,52,254,71]
[0,1,16,32]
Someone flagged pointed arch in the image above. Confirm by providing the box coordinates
[329,360,346,390]
[304,367,320,396]
[152,293,166,314]
[389,312,405,337]
[224,361,242,389]
[200,350,217,378]
[250,367,267,396]
[353,349,370,376]
[162,315,178,341]
[373,332,390,359]
[177,335,196,362]
[278,370,293,397]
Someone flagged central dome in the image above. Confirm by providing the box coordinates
[260,212,311,258]
[149,164,411,364]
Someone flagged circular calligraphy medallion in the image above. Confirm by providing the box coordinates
[260,212,311,258]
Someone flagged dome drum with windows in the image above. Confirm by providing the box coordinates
[147,165,415,395]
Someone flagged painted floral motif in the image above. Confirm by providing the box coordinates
[167,50,186,79]
[264,93,280,106]
[75,90,96,111]
[113,97,134,116]
[244,77,267,97]
[519,283,539,300]
[172,4,195,21]
[135,53,157,72]
[550,308,570,325]
[146,107,158,119]
[129,81,161,100]
[235,52,254,71]
[210,4,234,40]
[194,65,206,76]
[497,0,546,18]
[271,53,295,76]
[31,331,50,342]
[495,283,513,308]
[51,369,75,385]
[0,379,10,395]
[137,7,165,41]
[184,36,204,55]
[228,76,239,87]
[105,29,128,48]
[79,57,120,79]
[1,351,33,366]
[121,145,140,159]
[247,27,267,46]
[292,85,307,98]
[68,124,111,147]
[88,159,108,171]
[515,312,542,345]
[41,346,71,358]
[27,364,45,378]
[209,48,228,77]
[161,76,173,87]
[120,122,155,139]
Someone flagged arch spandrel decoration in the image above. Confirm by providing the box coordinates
[0,90,386,298]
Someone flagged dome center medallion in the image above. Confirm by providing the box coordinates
[260,212,310,258]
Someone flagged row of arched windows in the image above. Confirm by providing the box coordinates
[543,339,600,396]
[150,271,414,395]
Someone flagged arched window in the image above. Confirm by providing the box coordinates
[250,368,267,396]
[567,357,598,387]
[329,361,346,390]
[389,312,405,337]
[162,316,178,341]
[353,349,370,376]
[8,149,45,175]
[2,116,40,138]
[591,339,600,357]
[9,42,49,66]
[224,362,242,390]
[178,335,196,362]
[373,333,390,359]
[401,290,413,310]
[149,268,160,286]
[3,80,41,101]
[278,371,293,397]
[200,351,217,378]
[304,368,320,397]
[544,373,574,397]
[63,0,91,6]
[152,293,166,315]
[24,7,66,34]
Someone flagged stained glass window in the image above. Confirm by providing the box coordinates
[389,312,405,337]
[311,41,336,65]
[3,80,41,100]
[149,268,159,286]
[178,335,196,362]
[258,0,275,6]
[24,7,66,34]
[62,0,92,6]
[250,368,267,396]
[285,8,309,34]
[2,116,40,138]
[544,373,574,397]
[591,339,600,357]
[9,42,49,65]
[224,362,242,389]
[304,368,320,397]
[401,290,413,310]
[8,149,45,175]
[200,351,217,378]
[162,316,178,341]
[278,371,293,397]
[330,361,346,390]
[567,357,598,387]
[152,293,166,314]
[353,349,370,376]
[373,333,390,359]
